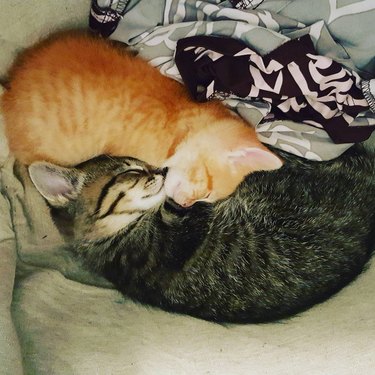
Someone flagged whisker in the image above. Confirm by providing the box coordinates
[105,155,117,162]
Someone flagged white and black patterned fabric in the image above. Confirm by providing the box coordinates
[175,35,374,144]
[229,0,264,10]
[89,0,375,160]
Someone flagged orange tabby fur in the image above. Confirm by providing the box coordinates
[2,31,282,206]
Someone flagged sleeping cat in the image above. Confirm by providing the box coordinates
[1,31,282,207]
[29,146,375,323]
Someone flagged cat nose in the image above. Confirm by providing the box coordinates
[180,199,195,208]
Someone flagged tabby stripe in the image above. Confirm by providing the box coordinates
[128,179,140,189]
[94,173,140,216]
[99,191,126,219]
[94,175,120,215]
[115,209,144,216]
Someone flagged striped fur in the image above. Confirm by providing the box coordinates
[29,147,375,323]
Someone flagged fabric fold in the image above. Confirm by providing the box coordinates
[175,35,375,144]
[89,0,375,160]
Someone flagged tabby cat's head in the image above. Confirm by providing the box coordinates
[29,156,167,240]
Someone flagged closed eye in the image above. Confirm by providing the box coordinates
[122,168,143,175]
[115,168,144,182]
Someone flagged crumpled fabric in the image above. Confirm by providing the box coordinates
[175,35,374,144]
[89,0,375,160]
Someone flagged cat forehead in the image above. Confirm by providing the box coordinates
[78,155,148,177]
[81,165,148,201]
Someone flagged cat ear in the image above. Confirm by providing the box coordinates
[28,162,85,207]
[228,147,283,172]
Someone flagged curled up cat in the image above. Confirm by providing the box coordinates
[29,145,375,323]
[1,31,282,207]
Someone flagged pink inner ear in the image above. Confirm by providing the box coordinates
[42,175,75,197]
[228,147,283,171]
[29,164,76,199]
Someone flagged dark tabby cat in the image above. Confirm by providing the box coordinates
[29,147,375,323]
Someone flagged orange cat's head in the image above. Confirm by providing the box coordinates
[163,125,283,207]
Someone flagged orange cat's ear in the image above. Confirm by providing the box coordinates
[228,147,283,172]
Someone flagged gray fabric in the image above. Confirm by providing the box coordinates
[1,2,375,374]
[0,96,23,374]
[0,0,92,79]
[257,0,375,76]
[95,0,375,160]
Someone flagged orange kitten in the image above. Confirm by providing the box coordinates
[2,31,282,206]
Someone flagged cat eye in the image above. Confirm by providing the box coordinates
[114,168,145,183]
[120,168,144,176]
[126,169,142,174]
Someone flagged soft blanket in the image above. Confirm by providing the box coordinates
[1,1,375,374]
[174,35,374,144]
[90,0,375,160]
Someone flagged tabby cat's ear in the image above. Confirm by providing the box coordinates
[28,162,85,207]
[228,146,283,172]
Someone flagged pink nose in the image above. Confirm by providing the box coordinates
[180,199,194,208]
[171,193,195,208]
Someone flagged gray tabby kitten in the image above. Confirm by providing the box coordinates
[29,147,375,323]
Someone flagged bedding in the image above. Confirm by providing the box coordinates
[1,1,375,374]
[174,35,374,144]
[90,0,375,161]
